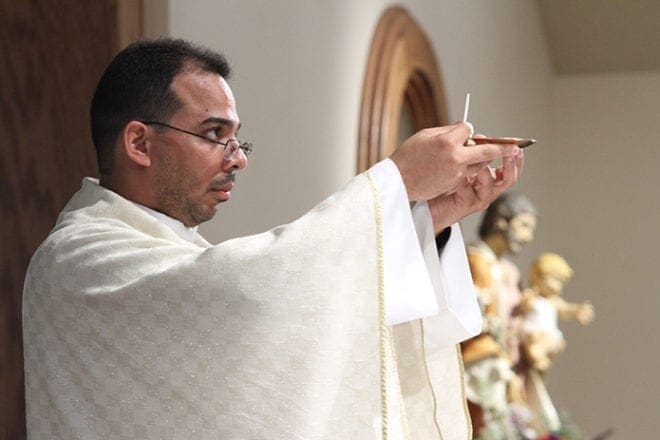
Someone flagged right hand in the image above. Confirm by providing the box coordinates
[577,302,595,325]
[389,122,520,201]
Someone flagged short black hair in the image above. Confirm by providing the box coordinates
[90,38,231,174]
[478,192,537,239]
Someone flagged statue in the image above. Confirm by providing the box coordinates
[461,192,538,439]
[519,253,594,434]
[459,192,595,439]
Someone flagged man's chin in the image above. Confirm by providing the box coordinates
[190,206,219,226]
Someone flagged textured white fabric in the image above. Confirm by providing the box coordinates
[413,210,482,345]
[134,203,199,243]
[23,168,478,439]
[24,175,381,439]
[370,159,480,334]
[370,159,439,326]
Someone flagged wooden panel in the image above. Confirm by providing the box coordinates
[0,1,141,438]
[357,6,449,172]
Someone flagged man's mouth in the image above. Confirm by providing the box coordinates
[210,176,235,201]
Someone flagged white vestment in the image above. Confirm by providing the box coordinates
[23,162,480,439]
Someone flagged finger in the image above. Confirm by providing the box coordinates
[441,186,458,196]
[478,166,497,185]
[423,121,468,138]
[440,121,473,146]
[516,149,524,177]
[461,121,475,137]
[494,153,518,187]
[456,176,479,201]
[462,143,520,166]
[467,167,492,201]
[464,172,495,212]
[466,160,492,176]
[475,165,496,188]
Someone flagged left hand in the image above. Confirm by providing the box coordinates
[428,147,524,233]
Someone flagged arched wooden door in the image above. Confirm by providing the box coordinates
[357,5,449,171]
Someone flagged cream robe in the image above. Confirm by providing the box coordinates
[23,167,478,439]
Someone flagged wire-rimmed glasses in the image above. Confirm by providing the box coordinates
[141,121,253,160]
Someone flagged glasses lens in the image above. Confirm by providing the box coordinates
[223,140,253,159]
[223,140,240,160]
[239,142,253,156]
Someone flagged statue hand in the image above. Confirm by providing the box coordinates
[577,301,595,325]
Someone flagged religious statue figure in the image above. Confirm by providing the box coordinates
[519,252,594,434]
[461,192,538,439]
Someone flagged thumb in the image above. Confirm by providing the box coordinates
[437,121,473,146]
[463,143,520,166]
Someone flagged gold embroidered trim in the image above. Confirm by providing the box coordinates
[366,170,388,439]
[420,320,444,439]
[366,170,472,439]
[420,329,473,439]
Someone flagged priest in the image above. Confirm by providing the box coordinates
[23,38,523,439]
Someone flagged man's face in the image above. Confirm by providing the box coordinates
[503,212,537,254]
[150,70,247,227]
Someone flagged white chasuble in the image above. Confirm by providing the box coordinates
[24,167,478,439]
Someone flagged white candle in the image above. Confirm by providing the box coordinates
[462,92,470,123]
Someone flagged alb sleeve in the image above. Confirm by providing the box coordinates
[369,159,481,344]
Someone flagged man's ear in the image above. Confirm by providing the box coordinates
[122,121,152,167]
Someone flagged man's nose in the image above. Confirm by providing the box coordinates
[224,148,248,171]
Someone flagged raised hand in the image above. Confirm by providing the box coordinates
[427,147,524,233]
[390,122,520,202]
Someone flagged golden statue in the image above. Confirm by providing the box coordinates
[519,253,594,433]
[461,192,595,438]
[462,192,538,439]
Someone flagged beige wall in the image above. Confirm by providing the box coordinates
[144,1,659,437]
[544,72,660,437]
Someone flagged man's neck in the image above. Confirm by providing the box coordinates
[100,173,154,211]
[100,174,198,242]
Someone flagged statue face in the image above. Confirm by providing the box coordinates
[504,212,537,254]
[537,273,564,297]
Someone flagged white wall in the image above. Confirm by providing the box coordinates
[143,1,660,437]
[545,72,660,438]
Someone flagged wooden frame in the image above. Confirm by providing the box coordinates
[117,0,144,48]
[0,1,143,437]
[357,6,449,172]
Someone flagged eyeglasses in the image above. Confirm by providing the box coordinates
[141,121,253,160]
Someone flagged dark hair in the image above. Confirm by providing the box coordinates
[90,38,231,174]
[478,192,537,239]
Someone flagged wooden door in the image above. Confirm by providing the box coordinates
[0,1,141,437]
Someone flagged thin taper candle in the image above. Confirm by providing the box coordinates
[462,92,470,123]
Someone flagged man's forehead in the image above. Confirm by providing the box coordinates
[170,70,238,120]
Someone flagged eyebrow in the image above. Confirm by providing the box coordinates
[200,117,242,131]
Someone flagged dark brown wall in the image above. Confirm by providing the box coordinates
[0,1,141,437]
